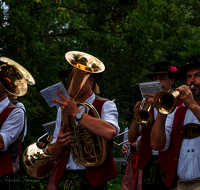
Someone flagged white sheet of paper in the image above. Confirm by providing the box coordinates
[40,82,70,107]
[139,81,162,99]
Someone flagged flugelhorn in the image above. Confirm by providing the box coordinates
[154,85,195,114]
[63,51,107,167]
[134,98,153,126]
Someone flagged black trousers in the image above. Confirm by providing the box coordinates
[0,172,15,190]
[57,170,107,190]
[142,155,169,190]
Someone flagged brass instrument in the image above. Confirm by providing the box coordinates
[0,62,28,97]
[154,85,195,114]
[64,51,107,167]
[23,133,54,178]
[0,57,35,85]
[134,98,153,126]
[0,57,35,99]
[114,130,129,146]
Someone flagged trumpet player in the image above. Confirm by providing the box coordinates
[151,55,200,189]
[50,55,119,190]
[128,61,179,190]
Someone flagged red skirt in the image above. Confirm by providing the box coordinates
[122,152,141,190]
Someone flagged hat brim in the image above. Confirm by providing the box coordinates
[177,62,200,84]
[93,72,103,83]
[145,71,178,80]
[58,69,72,78]
[59,69,103,83]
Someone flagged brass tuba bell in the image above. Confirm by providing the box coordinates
[0,57,35,99]
[63,51,107,167]
[134,98,153,126]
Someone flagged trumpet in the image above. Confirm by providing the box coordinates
[134,98,153,126]
[154,85,195,114]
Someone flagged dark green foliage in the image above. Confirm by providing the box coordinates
[1,0,200,189]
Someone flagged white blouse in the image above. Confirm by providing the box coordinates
[52,93,119,170]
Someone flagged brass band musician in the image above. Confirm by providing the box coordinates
[50,52,120,190]
[128,61,179,190]
[151,55,200,189]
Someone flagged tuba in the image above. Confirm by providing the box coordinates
[154,85,194,114]
[0,61,28,97]
[63,51,107,167]
[23,133,54,178]
[0,57,35,99]
[134,98,153,126]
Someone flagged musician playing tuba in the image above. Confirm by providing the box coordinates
[0,58,34,190]
[128,61,179,190]
[50,52,119,190]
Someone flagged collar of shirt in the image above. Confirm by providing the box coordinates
[83,93,95,104]
[0,97,9,113]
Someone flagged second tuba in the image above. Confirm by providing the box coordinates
[63,51,107,167]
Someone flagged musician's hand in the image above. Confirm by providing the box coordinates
[134,101,142,112]
[145,93,155,106]
[121,145,129,154]
[176,85,196,109]
[56,125,71,147]
[52,91,80,117]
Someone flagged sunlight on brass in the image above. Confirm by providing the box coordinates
[154,85,195,114]
[63,51,107,167]
[0,57,35,85]
[23,135,54,178]
[134,98,153,126]
[0,64,28,96]
[65,51,105,74]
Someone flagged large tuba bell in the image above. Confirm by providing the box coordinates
[0,61,27,97]
[63,51,107,167]
[154,85,194,114]
[134,98,153,126]
[0,57,35,98]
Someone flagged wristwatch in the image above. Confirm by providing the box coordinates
[75,110,84,121]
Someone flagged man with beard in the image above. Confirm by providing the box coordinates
[150,55,200,189]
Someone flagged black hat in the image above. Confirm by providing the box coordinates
[58,65,72,79]
[145,61,178,80]
[124,102,137,119]
[178,55,200,84]
[58,65,103,83]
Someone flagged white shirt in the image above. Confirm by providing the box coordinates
[165,106,200,180]
[12,101,26,142]
[52,93,119,170]
[0,97,24,151]
[139,108,173,155]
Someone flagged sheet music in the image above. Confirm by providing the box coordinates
[42,121,56,137]
[139,81,162,99]
[40,82,70,107]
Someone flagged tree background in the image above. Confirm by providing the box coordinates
[0,0,200,189]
